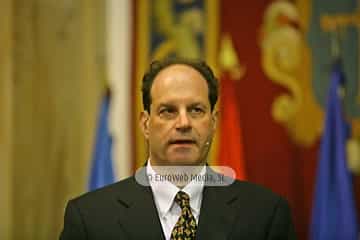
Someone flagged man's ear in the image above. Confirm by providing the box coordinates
[211,110,219,131]
[140,111,150,139]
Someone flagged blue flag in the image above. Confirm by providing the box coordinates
[310,62,359,240]
[88,94,115,191]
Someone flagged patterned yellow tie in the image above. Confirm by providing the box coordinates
[170,191,197,240]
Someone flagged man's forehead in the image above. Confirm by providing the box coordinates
[155,99,208,107]
[157,63,201,75]
[149,63,210,107]
[152,65,207,90]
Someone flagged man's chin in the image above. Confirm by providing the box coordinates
[166,156,204,166]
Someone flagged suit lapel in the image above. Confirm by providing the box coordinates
[196,177,240,240]
[116,172,165,240]
[114,167,241,240]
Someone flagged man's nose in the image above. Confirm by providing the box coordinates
[175,110,191,131]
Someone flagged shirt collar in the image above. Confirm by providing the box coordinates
[146,159,205,218]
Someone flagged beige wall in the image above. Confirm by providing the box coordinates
[0,0,13,239]
[0,1,106,239]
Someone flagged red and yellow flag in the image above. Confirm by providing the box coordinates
[217,72,247,180]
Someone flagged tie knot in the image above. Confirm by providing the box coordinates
[174,191,190,209]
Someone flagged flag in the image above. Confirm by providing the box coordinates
[217,73,247,180]
[310,62,359,240]
[88,94,115,191]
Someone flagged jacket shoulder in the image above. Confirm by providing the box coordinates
[226,180,288,207]
[71,176,136,205]
[232,180,281,198]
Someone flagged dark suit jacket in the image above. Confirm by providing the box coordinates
[60,169,297,240]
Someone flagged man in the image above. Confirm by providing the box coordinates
[60,58,297,240]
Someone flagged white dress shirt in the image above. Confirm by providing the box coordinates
[147,160,205,240]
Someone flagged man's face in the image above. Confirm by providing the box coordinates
[141,64,217,166]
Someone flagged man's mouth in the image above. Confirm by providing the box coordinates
[169,139,196,146]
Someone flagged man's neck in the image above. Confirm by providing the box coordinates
[148,159,206,188]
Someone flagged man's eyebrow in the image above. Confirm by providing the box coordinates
[157,103,176,109]
[188,102,207,108]
[156,102,208,109]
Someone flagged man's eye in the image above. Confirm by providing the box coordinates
[159,108,177,118]
[190,107,204,115]
[160,108,175,113]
